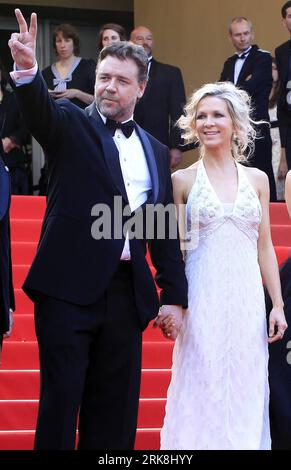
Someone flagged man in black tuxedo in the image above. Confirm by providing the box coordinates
[275,1,291,173]
[0,157,15,361]
[9,9,187,450]
[220,17,277,201]
[130,26,187,169]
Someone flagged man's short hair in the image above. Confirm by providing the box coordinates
[282,1,291,18]
[228,17,253,34]
[97,41,148,84]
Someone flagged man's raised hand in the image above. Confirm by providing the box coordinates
[8,9,37,70]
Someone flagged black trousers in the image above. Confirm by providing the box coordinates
[249,124,277,202]
[34,262,142,450]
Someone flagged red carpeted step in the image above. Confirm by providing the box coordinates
[0,431,34,450]
[269,202,290,225]
[137,399,166,428]
[0,429,160,450]
[0,371,39,400]
[1,341,173,370]
[0,399,166,431]
[271,225,291,246]
[14,289,33,315]
[140,370,171,398]
[8,315,170,344]
[12,265,30,289]
[1,342,39,370]
[10,195,46,220]
[10,219,42,242]
[135,429,160,450]
[11,242,37,265]
[142,342,173,369]
[0,401,38,430]
[6,315,36,342]
[9,315,169,343]
[0,369,171,401]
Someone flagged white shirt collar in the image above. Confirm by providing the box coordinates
[236,46,252,58]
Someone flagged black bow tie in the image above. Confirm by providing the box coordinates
[237,52,248,60]
[106,118,135,138]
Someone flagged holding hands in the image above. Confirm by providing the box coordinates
[8,9,37,70]
[153,305,183,340]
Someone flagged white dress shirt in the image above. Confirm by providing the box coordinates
[234,46,252,84]
[98,111,152,259]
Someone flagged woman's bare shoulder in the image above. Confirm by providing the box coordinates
[172,164,199,200]
[172,162,199,183]
[239,164,268,193]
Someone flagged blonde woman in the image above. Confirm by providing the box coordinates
[160,82,287,450]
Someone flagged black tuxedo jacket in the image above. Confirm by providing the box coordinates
[134,58,186,150]
[15,71,187,329]
[220,44,272,121]
[275,40,291,146]
[0,157,15,337]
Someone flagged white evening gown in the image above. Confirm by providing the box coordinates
[160,160,271,450]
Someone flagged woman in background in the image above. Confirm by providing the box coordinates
[97,23,126,50]
[42,23,95,109]
[41,24,96,194]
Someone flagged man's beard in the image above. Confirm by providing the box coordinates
[96,95,122,119]
[96,93,137,120]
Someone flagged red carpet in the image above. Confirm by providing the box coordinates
[0,197,290,450]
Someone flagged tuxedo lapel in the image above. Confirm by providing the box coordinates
[281,42,290,83]
[85,103,129,203]
[0,157,10,221]
[135,124,159,203]
[142,59,158,100]
[228,57,236,82]
[236,46,257,84]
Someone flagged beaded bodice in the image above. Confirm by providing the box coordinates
[184,159,262,252]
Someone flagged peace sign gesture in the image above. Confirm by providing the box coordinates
[8,9,37,70]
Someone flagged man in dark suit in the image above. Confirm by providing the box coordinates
[9,9,187,450]
[130,26,187,169]
[275,1,291,174]
[220,17,277,201]
[0,157,15,360]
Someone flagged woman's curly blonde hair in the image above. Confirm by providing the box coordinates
[178,81,265,163]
